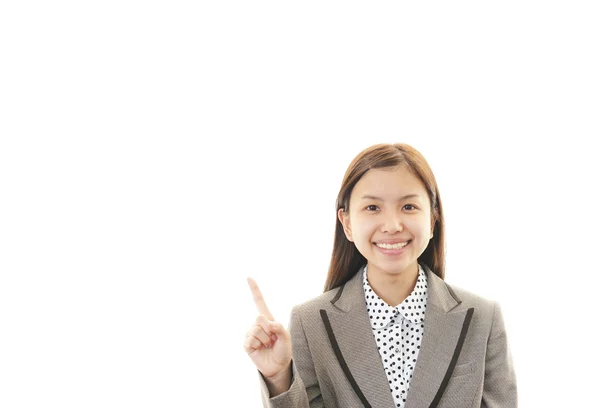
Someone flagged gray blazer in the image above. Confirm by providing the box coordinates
[260,264,517,408]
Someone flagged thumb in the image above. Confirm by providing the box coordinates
[268,321,290,340]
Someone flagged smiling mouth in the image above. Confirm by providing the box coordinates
[374,241,411,250]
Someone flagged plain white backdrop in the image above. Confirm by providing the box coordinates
[1,1,599,407]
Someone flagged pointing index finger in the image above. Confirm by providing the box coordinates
[247,277,275,321]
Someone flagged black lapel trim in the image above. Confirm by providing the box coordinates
[320,309,371,408]
[330,285,344,304]
[429,307,475,408]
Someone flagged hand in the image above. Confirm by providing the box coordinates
[244,277,292,380]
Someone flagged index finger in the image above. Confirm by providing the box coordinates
[247,277,275,321]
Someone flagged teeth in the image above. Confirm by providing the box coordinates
[376,241,409,250]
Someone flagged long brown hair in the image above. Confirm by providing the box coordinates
[324,143,446,292]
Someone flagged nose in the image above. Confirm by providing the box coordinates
[381,212,404,234]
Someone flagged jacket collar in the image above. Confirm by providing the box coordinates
[331,262,461,313]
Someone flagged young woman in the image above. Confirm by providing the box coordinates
[244,143,517,408]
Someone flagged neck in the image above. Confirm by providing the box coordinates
[367,263,419,307]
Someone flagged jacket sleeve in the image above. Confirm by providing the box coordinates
[481,302,518,407]
[259,306,324,408]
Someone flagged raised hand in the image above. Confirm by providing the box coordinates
[244,277,293,383]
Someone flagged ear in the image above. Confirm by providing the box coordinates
[337,208,353,242]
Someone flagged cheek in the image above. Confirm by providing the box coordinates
[352,218,377,239]
[411,219,433,239]
[392,217,430,240]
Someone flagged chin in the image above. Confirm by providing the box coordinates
[370,262,408,275]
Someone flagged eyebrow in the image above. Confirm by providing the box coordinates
[360,194,421,201]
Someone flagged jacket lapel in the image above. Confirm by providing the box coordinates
[404,265,473,408]
[321,266,396,408]
[321,264,474,408]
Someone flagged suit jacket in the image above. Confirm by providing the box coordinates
[260,263,517,408]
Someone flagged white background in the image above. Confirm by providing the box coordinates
[1,1,599,407]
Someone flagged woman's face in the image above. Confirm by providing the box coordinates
[338,165,434,278]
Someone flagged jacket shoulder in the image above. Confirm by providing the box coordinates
[291,285,342,316]
[445,281,501,322]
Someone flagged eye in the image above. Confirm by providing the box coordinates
[404,204,417,211]
[365,205,380,211]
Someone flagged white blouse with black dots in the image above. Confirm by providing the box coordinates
[363,263,428,408]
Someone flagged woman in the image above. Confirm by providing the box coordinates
[244,143,517,407]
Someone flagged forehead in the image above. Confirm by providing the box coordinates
[351,166,427,199]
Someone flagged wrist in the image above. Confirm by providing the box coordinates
[264,362,292,397]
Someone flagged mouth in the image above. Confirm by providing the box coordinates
[373,240,412,251]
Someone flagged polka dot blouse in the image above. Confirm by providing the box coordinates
[363,264,428,408]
